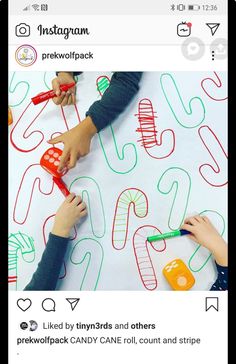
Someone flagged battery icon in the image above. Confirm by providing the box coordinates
[188,4,200,10]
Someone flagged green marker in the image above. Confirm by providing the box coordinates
[147,229,190,242]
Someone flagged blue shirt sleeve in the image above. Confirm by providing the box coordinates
[86,72,143,132]
[24,233,69,291]
[210,262,228,291]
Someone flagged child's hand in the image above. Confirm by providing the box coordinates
[52,72,76,106]
[48,116,97,171]
[181,215,227,266]
[51,193,87,238]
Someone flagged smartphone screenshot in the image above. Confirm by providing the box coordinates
[8,1,228,363]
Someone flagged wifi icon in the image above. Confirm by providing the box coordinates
[32,4,40,11]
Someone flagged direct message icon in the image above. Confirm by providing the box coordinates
[42,298,56,312]
[17,298,32,312]
[66,298,80,311]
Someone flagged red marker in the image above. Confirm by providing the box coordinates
[40,147,70,197]
[31,82,75,105]
[53,176,70,197]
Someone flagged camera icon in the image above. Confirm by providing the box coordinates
[15,23,31,37]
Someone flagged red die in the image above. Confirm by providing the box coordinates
[40,147,65,178]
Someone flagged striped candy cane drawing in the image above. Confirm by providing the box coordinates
[8,232,35,290]
[157,167,191,230]
[97,75,110,96]
[96,75,138,174]
[201,72,228,101]
[112,188,148,250]
[133,225,166,290]
[160,73,206,128]
[13,164,55,225]
[70,238,104,290]
[198,126,228,187]
[188,210,225,272]
[135,98,175,159]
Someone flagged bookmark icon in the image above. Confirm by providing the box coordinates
[66,298,80,311]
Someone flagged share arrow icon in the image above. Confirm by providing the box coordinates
[206,23,220,36]
[66,298,80,311]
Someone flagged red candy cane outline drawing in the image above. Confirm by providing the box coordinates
[112,188,148,250]
[133,225,166,290]
[157,167,191,230]
[13,164,55,225]
[201,72,228,101]
[198,126,228,187]
[60,103,81,130]
[8,232,35,290]
[70,238,104,290]
[10,100,50,152]
[10,94,80,153]
[135,98,175,159]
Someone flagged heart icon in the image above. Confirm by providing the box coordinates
[17,298,32,312]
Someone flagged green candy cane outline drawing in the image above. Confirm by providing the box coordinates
[8,232,35,290]
[68,176,105,290]
[157,167,191,230]
[70,238,104,290]
[188,210,226,272]
[69,176,106,238]
[160,73,206,129]
[96,75,138,174]
[9,72,30,107]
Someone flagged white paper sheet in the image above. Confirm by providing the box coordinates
[8,71,227,291]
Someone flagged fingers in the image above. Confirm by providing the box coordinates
[68,151,78,169]
[181,223,195,233]
[78,202,86,211]
[202,215,210,223]
[52,79,61,97]
[61,92,70,107]
[67,94,72,105]
[184,215,201,225]
[57,148,70,172]
[47,135,63,145]
[193,215,202,223]
[184,215,209,226]
[71,93,76,104]
[71,195,82,206]
[79,209,87,218]
[65,193,75,203]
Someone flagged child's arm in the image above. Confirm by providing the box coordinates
[85,72,143,132]
[181,215,228,291]
[24,194,87,291]
[48,72,143,172]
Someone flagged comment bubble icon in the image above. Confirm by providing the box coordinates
[42,298,56,312]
